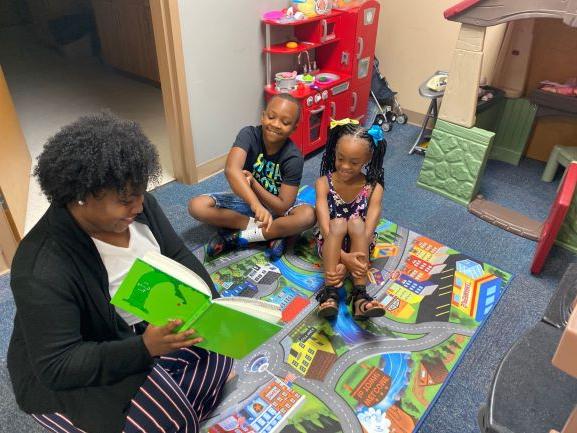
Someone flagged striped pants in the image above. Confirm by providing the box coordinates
[32,347,234,433]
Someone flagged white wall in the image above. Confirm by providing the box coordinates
[178,0,287,166]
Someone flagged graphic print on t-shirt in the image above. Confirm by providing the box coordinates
[252,153,282,196]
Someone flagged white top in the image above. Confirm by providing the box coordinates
[92,221,161,326]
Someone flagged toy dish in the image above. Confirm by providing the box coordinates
[315,72,340,84]
[297,74,315,86]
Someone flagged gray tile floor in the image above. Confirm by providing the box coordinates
[0,25,174,232]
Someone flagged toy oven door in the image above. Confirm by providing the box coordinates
[302,103,329,155]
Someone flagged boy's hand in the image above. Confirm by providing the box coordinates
[341,251,368,278]
[252,203,273,231]
[142,320,203,357]
[241,170,253,187]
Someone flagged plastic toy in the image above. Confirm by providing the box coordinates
[262,9,305,24]
[296,74,314,86]
[467,162,577,275]
[409,70,447,154]
[367,57,407,133]
[417,0,577,255]
[542,145,577,182]
[540,78,577,97]
[275,71,297,92]
[263,1,381,155]
[292,0,332,17]
[426,73,449,92]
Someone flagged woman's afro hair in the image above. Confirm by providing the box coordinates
[34,112,161,205]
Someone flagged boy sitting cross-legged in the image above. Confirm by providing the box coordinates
[189,94,316,259]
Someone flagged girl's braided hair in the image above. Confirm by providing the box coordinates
[320,123,386,186]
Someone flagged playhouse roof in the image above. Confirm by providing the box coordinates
[444,0,577,28]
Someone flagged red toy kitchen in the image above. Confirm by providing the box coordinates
[262,1,380,156]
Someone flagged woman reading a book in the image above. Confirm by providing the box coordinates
[7,113,233,433]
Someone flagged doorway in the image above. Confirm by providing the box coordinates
[0,0,194,233]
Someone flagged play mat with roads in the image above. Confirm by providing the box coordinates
[193,187,511,433]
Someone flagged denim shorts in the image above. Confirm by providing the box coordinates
[205,192,308,217]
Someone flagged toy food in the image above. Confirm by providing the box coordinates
[286,41,298,49]
[292,0,331,17]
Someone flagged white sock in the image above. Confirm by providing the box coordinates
[239,226,266,243]
[244,217,259,231]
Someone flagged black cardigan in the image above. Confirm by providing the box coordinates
[7,193,218,433]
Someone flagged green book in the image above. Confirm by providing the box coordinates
[111,251,282,359]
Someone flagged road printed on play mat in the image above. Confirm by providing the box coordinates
[195,189,511,433]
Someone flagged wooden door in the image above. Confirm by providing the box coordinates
[0,192,19,272]
[0,66,31,266]
[91,0,160,82]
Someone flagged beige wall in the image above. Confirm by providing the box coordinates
[374,0,506,119]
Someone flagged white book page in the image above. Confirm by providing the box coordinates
[142,251,212,297]
[214,297,282,324]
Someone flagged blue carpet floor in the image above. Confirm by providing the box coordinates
[1,123,575,433]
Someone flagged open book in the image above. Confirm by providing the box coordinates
[111,251,282,359]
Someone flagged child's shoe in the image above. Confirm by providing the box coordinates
[315,286,339,319]
[348,285,385,320]
[266,238,287,261]
[206,230,248,258]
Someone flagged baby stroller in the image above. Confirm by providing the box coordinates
[366,57,407,132]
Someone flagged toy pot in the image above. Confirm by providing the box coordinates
[275,72,297,91]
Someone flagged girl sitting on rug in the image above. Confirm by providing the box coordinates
[314,119,387,320]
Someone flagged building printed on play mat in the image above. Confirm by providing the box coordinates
[287,325,337,380]
[411,237,449,264]
[269,287,310,322]
[206,376,304,433]
[418,358,449,386]
[248,264,281,285]
[451,259,502,321]
[380,236,451,318]
[385,404,416,433]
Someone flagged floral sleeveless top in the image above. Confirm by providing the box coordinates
[327,172,372,220]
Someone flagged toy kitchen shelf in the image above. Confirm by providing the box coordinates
[263,38,341,54]
[263,71,352,99]
[262,1,380,156]
[262,10,343,26]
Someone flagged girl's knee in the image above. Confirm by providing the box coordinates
[347,217,366,235]
[328,218,348,236]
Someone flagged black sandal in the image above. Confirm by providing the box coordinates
[348,285,385,320]
[315,286,339,318]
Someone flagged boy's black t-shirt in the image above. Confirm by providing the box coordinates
[232,126,304,196]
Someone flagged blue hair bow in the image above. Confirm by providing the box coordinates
[367,124,384,147]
